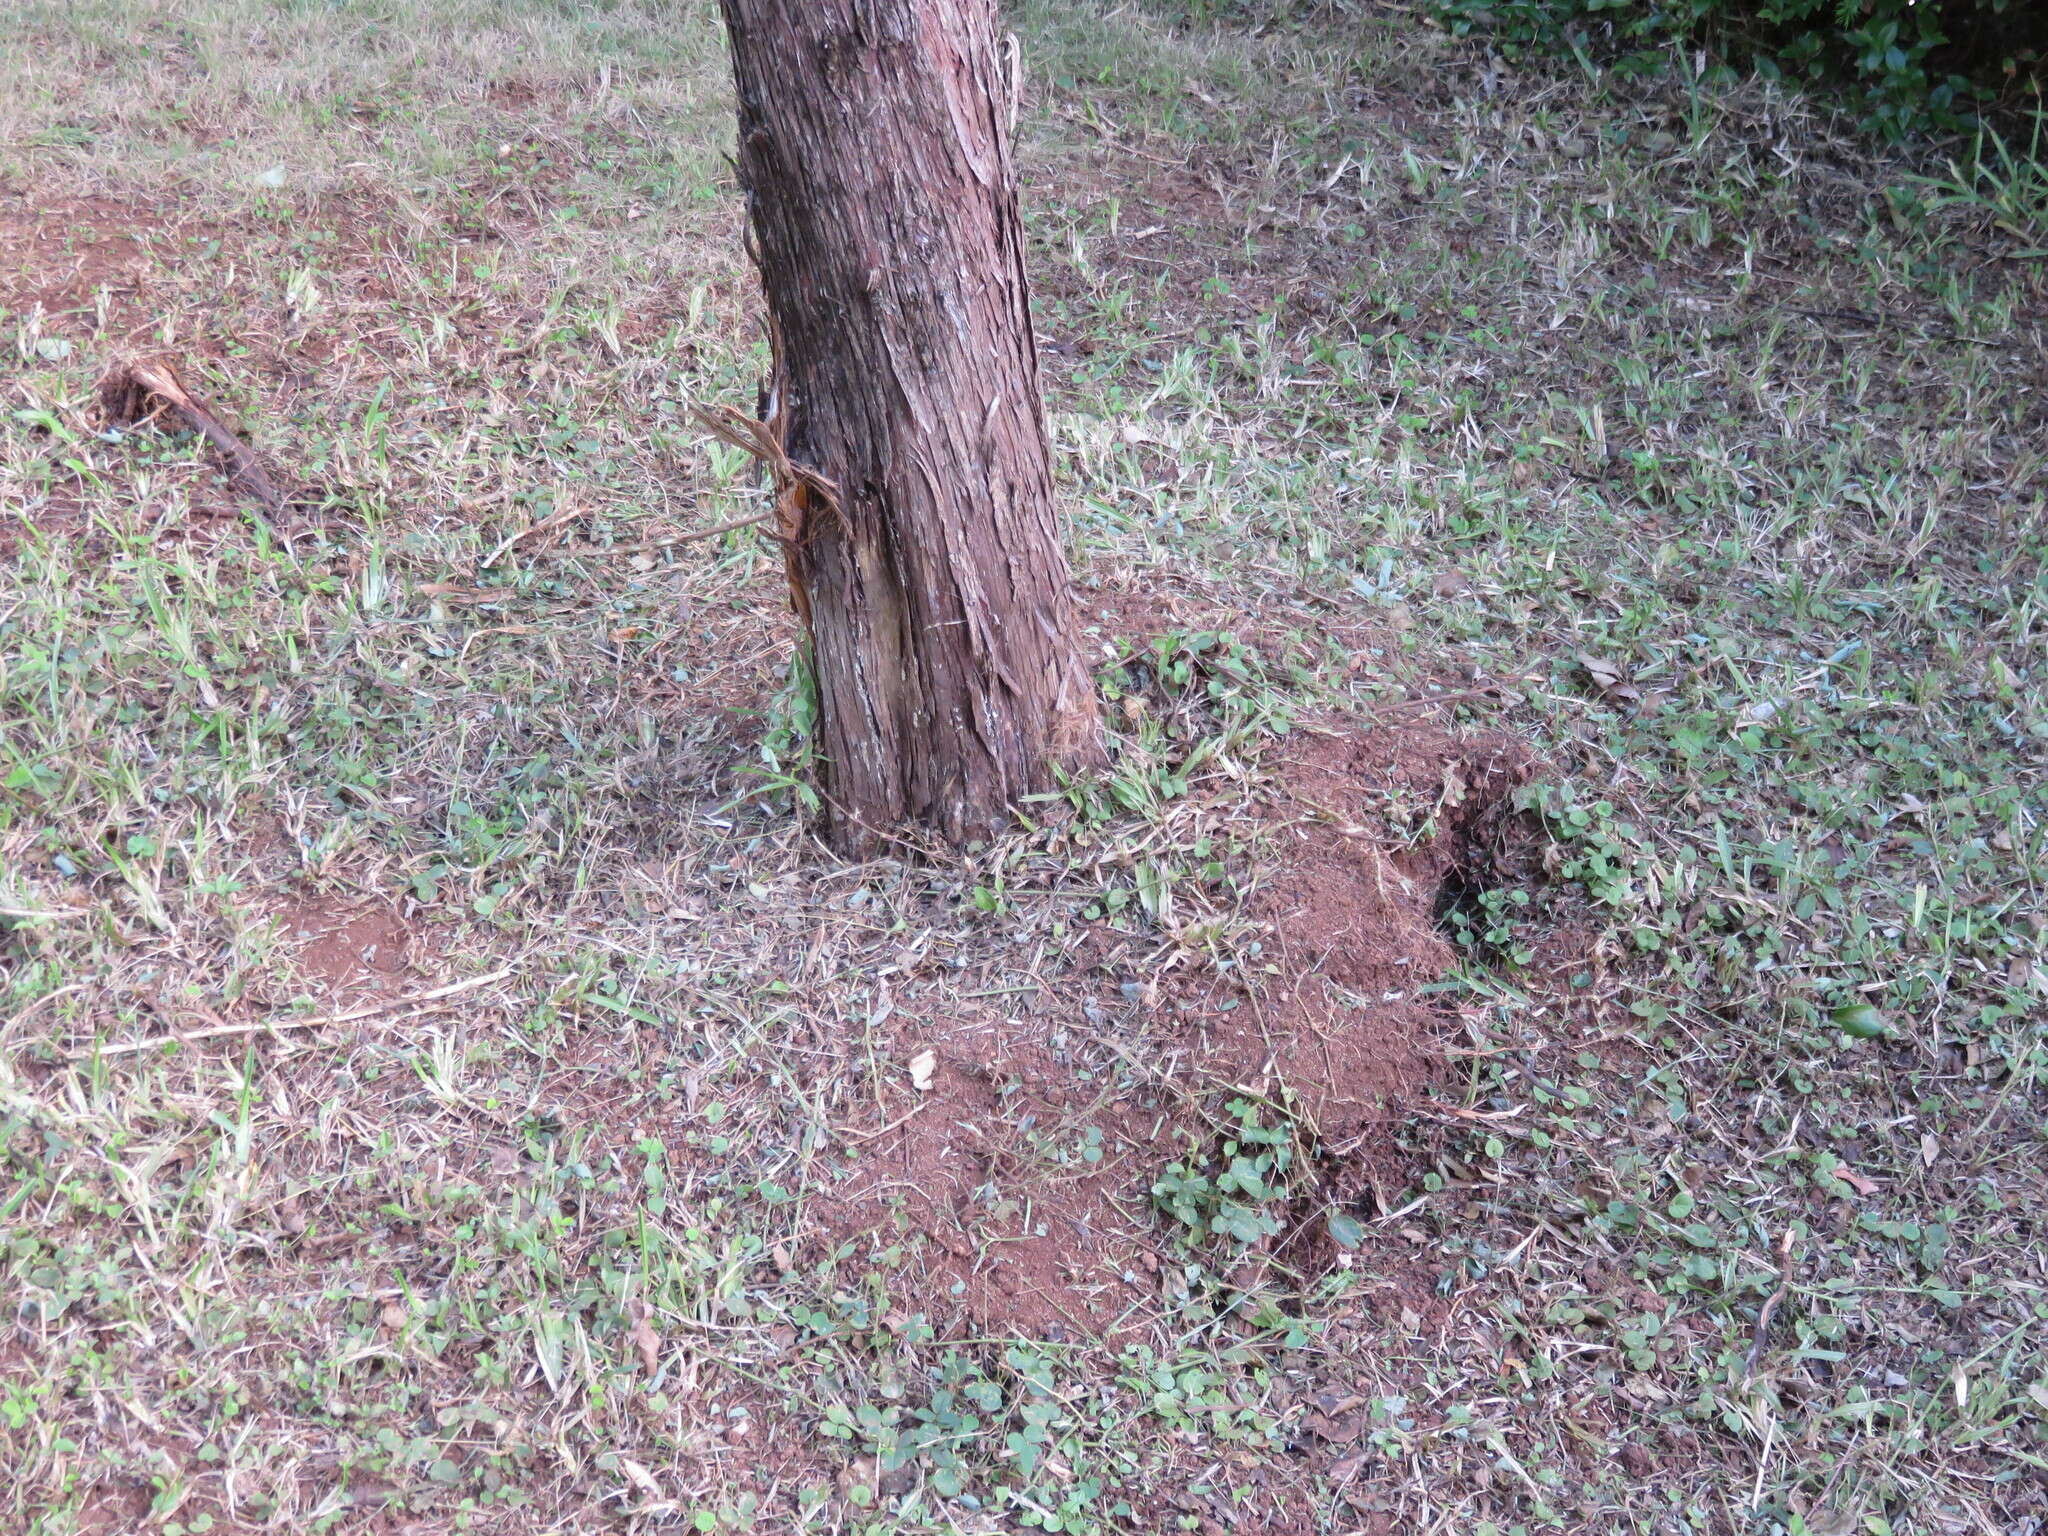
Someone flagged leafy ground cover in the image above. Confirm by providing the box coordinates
[2,2,2044,1533]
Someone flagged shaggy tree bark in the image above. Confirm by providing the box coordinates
[714,0,1101,855]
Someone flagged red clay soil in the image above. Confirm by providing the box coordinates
[0,194,162,319]
[807,996,1180,1334]
[269,897,419,1002]
[810,717,1541,1335]
[0,195,261,554]
[1212,723,1536,1139]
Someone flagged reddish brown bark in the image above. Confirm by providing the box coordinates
[715,0,1101,855]
[98,358,287,512]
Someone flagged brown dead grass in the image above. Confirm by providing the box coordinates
[13,5,2039,1530]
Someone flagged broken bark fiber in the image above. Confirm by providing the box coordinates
[97,359,287,512]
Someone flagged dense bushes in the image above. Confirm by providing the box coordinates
[1430,0,2047,137]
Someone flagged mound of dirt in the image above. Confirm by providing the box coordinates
[1216,725,1537,1137]
[808,719,1541,1334]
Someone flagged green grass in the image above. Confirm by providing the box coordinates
[4,2,2046,1533]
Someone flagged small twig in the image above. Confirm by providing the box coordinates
[1743,1228,1799,1378]
[831,1102,929,1142]
[545,511,776,559]
[1432,1103,1526,1123]
[480,502,587,568]
[75,966,516,1060]
[97,358,287,511]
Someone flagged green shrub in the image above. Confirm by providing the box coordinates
[1430,0,2046,138]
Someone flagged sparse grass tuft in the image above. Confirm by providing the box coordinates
[1917,102,2048,245]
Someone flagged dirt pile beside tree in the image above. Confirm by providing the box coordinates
[807,721,1542,1333]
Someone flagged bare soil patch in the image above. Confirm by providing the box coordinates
[270,896,421,1002]
[0,194,249,553]
[0,193,162,319]
[1225,723,1536,1139]
[809,715,1545,1335]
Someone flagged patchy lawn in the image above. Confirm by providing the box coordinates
[2,2,2044,1534]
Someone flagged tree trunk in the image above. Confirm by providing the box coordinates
[714,0,1101,856]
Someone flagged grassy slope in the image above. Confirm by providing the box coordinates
[2,2,2045,1533]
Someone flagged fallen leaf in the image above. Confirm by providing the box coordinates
[1577,651,1622,690]
[908,1048,936,1092]
[618,1458,661,1498]
[1832,1161,1881,1197]
[1302,1410,1365,1444]
[835,1455,878,1501]
[629,1309,661,1375]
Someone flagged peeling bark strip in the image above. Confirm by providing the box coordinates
[715,0,1102,855]
[97,358,286,512]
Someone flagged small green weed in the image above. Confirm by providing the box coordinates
[1516,780,1649,911]
[731,637,822,815]
[1152,1097,1299,1248]
[1443,883,1537,966]
[1064,628,1292,825]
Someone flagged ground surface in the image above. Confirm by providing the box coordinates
[2,2,2045,1534]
